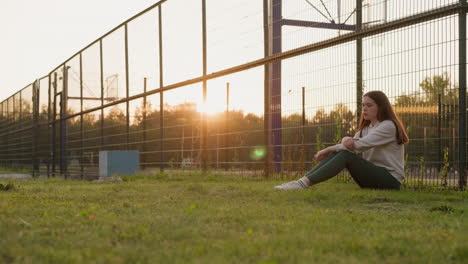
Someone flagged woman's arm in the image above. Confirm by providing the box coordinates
[342,137,359,151]
[314,145,339,161]
[353,120,396,152]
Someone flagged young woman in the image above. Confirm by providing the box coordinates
[275,90,409,190]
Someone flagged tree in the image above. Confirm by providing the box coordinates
[395,73,458,106]
[419,72,457,104]
[395,94,422,106]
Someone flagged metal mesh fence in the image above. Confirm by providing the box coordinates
[0,0,466,189]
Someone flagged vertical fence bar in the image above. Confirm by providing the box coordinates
[125,23,130,150]
[36,81,40,176]
[201,0,208,174]
[62,66,68,178]
[19,90,22,170]
[225,82,230,171]
[356,0,363,124]
[5,100,9,169]
[100,39,104,150]
[459,0,467,189]
[31,83,35,176]
[143,78,147,169]
[302,87,305,142]
[52,72,57,177]
[12,96,14,168]
[79,53,84,179]
[47,75,52,177]
[263,0,271,177]
[0,104,2,168]
[1,103,3,169]
[0,103,2,169]
[438,94,442,171]
[159,5,164,173]
[32,80,39,177]
[271,0,282,173]
[301,86,306,173]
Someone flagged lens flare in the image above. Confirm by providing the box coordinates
[250,147,266,161]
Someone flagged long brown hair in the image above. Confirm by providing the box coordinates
[358,91,409,144]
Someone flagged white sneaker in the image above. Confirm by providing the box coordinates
[274,180,308,190]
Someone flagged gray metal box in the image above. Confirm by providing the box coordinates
[99,151,139,177]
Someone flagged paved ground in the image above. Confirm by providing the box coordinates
[0,174,32,179]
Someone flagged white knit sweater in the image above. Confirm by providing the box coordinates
[335,120,405,182]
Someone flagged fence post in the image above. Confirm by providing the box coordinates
[125,23,130,150]
[47,75,52,177]
[142,78,147,170]
[459,0,467,189]
[201,0,208,174]
[271,0,283,173]
[61,66,69,178]
[356,0,363,126]
[225,82,230,171]
[100,39,104,150]
[301,86,306,173]
[438,94,442,171]
[32,80,39,177]
[79,53,84,180]
[263,0,271,177]
[19,90,22,171]
[159,5,164,173]
[52,72,57,177]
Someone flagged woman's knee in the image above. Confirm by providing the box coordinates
[336,150,356,157]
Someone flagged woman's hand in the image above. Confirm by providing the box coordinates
[342,137,358,151]
[341,136,352,144]
[314,146,335,161]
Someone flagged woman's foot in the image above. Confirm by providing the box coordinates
[274,179,308,190]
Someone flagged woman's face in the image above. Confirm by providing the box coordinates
[362,96,378,123]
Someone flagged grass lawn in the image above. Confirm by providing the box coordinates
[1,174,468,264]
[0,168,32,175]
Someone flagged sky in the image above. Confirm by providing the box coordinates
[0,0,158,102]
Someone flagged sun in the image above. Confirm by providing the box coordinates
[198,102,226,115]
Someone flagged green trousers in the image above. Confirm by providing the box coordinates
[306,150,401,190]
